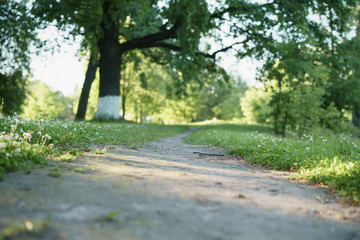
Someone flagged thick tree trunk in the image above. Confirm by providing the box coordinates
[75,54,98,120]
[95,1,122,120]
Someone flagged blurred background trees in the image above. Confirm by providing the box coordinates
[1,0,360,137]
[0,0,39,115]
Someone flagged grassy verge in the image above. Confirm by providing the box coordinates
[187,123,360,204]
[0,114,187,179]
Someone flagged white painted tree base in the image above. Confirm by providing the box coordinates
[95,95,121,120]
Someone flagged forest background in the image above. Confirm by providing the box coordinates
[2,0,360,137]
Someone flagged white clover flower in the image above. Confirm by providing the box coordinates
[64,125,68,130]
[306,147,310,151]
[48,143,54,148]
[44,134,51,140]
[0,142,7,149]
[15,148,21,154]
[14,119,19,125]
[23,132,32,140]
[11,125,16,131]
[38,131,42,136]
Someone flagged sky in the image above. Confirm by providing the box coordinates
[30,29,261,96]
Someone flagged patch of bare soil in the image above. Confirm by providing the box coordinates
[0,129,359,240]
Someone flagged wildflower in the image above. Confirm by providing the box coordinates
[44,134,51,140]
[0,142,6,149]
[64,125,68,130]
[38,131,42,136]
[306,147,310,151]
[15,148,21,154]
[14,119,19,125]
[48,143,54,148]
[11,125,16,131]
[23,132,32,140]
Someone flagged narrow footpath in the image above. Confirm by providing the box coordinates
[0,129,359,240]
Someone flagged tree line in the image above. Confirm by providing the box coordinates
[1,0,360,136]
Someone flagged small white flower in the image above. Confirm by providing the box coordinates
[23,132,32,140]
[306,147,310,151]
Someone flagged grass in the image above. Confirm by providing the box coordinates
[187,123,360,204]
[0,114,188,179]
[0,219,48,240]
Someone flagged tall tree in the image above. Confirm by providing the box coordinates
[75,53,98,120]
[257,1,359,135]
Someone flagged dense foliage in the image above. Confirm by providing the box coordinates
[0,0,39,115]
[30,0,360,119]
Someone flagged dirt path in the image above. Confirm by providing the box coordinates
[0,129,360,240]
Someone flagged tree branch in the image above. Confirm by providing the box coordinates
[145,41,243,59]
[120,22,181,52]
[210,7,238,19]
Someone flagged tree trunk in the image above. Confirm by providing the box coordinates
[75,54,98,120]
[281,108,289,138]
[95,0,122,120]
[353,104,360,127]
[121,93,126,120]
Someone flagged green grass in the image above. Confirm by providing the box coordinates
[0,114,188,179]
[0,219,48,240]
[187,123,360,204]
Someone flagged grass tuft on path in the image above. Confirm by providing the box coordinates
[187,123,360,204]
[0,114,187,179]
